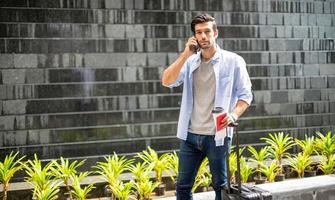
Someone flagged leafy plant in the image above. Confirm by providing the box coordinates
[295,135,315,156]
[248,146,270,180]
[166,151,179,182]
[94,152,133,198]
[33,181,60,200]
[129,162,153,183]
[0,151,25,200]
[318,154,335,175]
[51,157,85,200]
[286,153,312,178]
[136,146,170,184]
[129,162,158,200]
[240,157,254,183]
[24,154,59,200]
[192,158,211,193]
[261,132,294,174]
[229,147,245,184]
[314,131,335,163]
[260,160,280,182]
[70,172,95,200]
[111,180,135,200]
[133,177,159,200]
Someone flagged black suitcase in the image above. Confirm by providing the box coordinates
[221,123,272,200]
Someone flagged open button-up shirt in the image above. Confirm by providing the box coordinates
[167,46,253,146]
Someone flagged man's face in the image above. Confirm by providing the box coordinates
[194,21,218,50]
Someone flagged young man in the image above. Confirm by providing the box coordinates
[161,13,252,200]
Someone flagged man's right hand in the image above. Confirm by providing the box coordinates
[184,37,199,57]
[162,37,198,86]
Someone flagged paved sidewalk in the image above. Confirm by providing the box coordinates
[156,191,215,200]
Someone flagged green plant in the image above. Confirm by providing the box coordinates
[314,131,335,162]
[137,146,170,184]
[240,157,254,183]
[70,172,95,200]
[129,162,153,183]
[248,146,270,180]
[229,147,244,184]
[192,158,211,193]
[0,151,25,200]
[318,154,335,175]
[261,132,294,174]
[295,135,315,156]
[51,157,85,200]
[133,178,159,200]
[111,180,135,200]
[260,160,280,182]
[166,151,179,182]
[129,162,158,200]
[94,152,133,198]
[33,181,60,200]
[286,153,312,178]
[24,155,59,200]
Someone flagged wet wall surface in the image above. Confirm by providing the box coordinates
[0,0,334,161]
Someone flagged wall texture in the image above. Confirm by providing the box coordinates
[0,0,334,161]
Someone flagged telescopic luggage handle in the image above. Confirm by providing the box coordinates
[223,122,241,200]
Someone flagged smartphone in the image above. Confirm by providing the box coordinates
[190,40,200,54]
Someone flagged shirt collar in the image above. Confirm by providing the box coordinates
[194,44,221,65]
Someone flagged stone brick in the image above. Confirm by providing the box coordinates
[13,54,38,68]
[310,77,326,89]
[0,54,14,68]
[268,39,285,51]
[274,27,284,38]
[307,14,317,26]
[84,53,126,67]
[147,53,167,66]
[105,24,126,38]
[0,116,14,131]
[105,0,122,8]
[317,14,332,26]
[303,64,320,76]
[278,52,293,64]
[284,14,300,25]
[2,69,25,85]
[125,25,145,38]
[26,68,45,83]
[267,13,283,25]
[259,26,275,38]
[320,64,335,75]
[3,100,27,115]
[271,91,288,103]
[252,91,271,103]
[125,53,146,66]
[304,90,321,101]
[293,27,308,38]
[114,39,129,52]
[288,90,304,103]
[300,14,308,26]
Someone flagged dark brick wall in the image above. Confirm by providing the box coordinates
[0,0,334,161]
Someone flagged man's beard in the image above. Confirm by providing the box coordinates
[200,42,212,49]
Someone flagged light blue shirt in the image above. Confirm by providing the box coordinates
[167,46,253,146]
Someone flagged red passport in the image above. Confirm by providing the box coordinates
[215,112,227,131]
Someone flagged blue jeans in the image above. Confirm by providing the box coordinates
[176,132,231,200]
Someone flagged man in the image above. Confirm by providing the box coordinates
[161,13,252,200]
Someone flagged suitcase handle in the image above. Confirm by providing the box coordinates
[225,122,242,194]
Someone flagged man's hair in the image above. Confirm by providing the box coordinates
[191,13,217,34]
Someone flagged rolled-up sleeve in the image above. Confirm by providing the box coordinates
[234,55,253,105]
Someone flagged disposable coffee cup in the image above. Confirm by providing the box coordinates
[212,107,227,140]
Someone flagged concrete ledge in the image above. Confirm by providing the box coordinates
[257,175,335,200]
[159,175,335,200]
